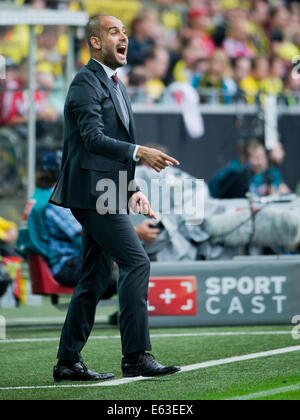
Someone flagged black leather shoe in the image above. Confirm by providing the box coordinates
[53,362,115,382]
[122,353,181,378]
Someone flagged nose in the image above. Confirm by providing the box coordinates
[120,32,128,43]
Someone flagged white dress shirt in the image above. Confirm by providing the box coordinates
[92,58,140,162]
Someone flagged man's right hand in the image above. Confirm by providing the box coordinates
[135,220,160,243]
[136,146,180,173]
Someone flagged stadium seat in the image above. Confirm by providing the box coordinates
[28,254,74,304]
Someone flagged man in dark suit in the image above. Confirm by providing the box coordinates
[51,15,181,382]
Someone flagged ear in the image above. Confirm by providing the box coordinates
[90,36,102,51]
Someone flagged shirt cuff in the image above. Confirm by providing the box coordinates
[133,145,140,162]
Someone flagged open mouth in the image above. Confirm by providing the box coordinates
[116,45,127,58]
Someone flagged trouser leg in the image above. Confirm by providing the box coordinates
[57,210,151,362]
[57,226,113,363]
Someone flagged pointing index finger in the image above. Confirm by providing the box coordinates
[161,153,180,166]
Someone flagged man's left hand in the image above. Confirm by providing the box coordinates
[130,192,157,220]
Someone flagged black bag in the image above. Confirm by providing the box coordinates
[219,170,250,199]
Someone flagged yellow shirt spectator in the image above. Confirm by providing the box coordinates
[0,25,29,65]
[277,42,300,61]
[240,76,258,103]
[146,79,165,101]
[240,75,284,104]
[0,217,17,243]
[173,60,189,83]
[259,77,284,96]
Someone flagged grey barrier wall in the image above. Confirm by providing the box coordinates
[133,109,300,191]
[148,257,300,327]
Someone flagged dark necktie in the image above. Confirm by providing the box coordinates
[111,74,130,130]
[111,74,118,85]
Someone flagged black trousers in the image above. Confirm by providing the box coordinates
[57,210,152,363]
[54,255,118,297]
[54,256,83,288]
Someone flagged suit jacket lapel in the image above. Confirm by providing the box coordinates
[87,59,133,139]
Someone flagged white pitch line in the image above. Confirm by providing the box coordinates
[0,345,300,392]
[179,345,300,373]
[227,383,300,400]
[5,316,107,324]
[0,330,292,344]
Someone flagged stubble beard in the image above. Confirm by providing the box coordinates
[101,45,126,70]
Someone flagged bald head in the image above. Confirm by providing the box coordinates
[86,15,108,48]
[85,15,129,70]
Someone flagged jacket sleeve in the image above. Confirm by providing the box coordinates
[68,72,136,164]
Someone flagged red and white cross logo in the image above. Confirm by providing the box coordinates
[148,276,197,316]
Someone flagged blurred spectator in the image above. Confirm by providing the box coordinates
[37,26,67,78]
[0,59,48,128]
[246,140,289,196]
[143,45,170,101]
[223,14,255,58]
[127,66,151,104]
[209,139,290,199]
[153,0,183,49]
[284,66,300,106]
[23,0,69,8]
[23,0,47,8]
[269,19,300,62]
[0,136,22,198]
[209,156,246,199]
[231,56,251,96]
[208,0,226,27]
[173,38,208,84]
[248,0,270,55]
[0,215,18,300]
[196,49,236,103]
[181,7,216,57]
[1,0,298,109]
[128,66,147,89]
[0,57,61,145]
[257,56,284,96]
[0,25,29,65]
[17,152,82,287]
[270,4,291,40]
[36,68,64,117]
[0,216,18,257]
[127,10,158,66]
[240,56,270,103]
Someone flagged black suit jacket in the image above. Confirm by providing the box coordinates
[50,59,139,212]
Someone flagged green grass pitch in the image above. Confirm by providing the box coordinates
[0,299,300,400]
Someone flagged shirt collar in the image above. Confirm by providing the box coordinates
[92,58,117,79]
